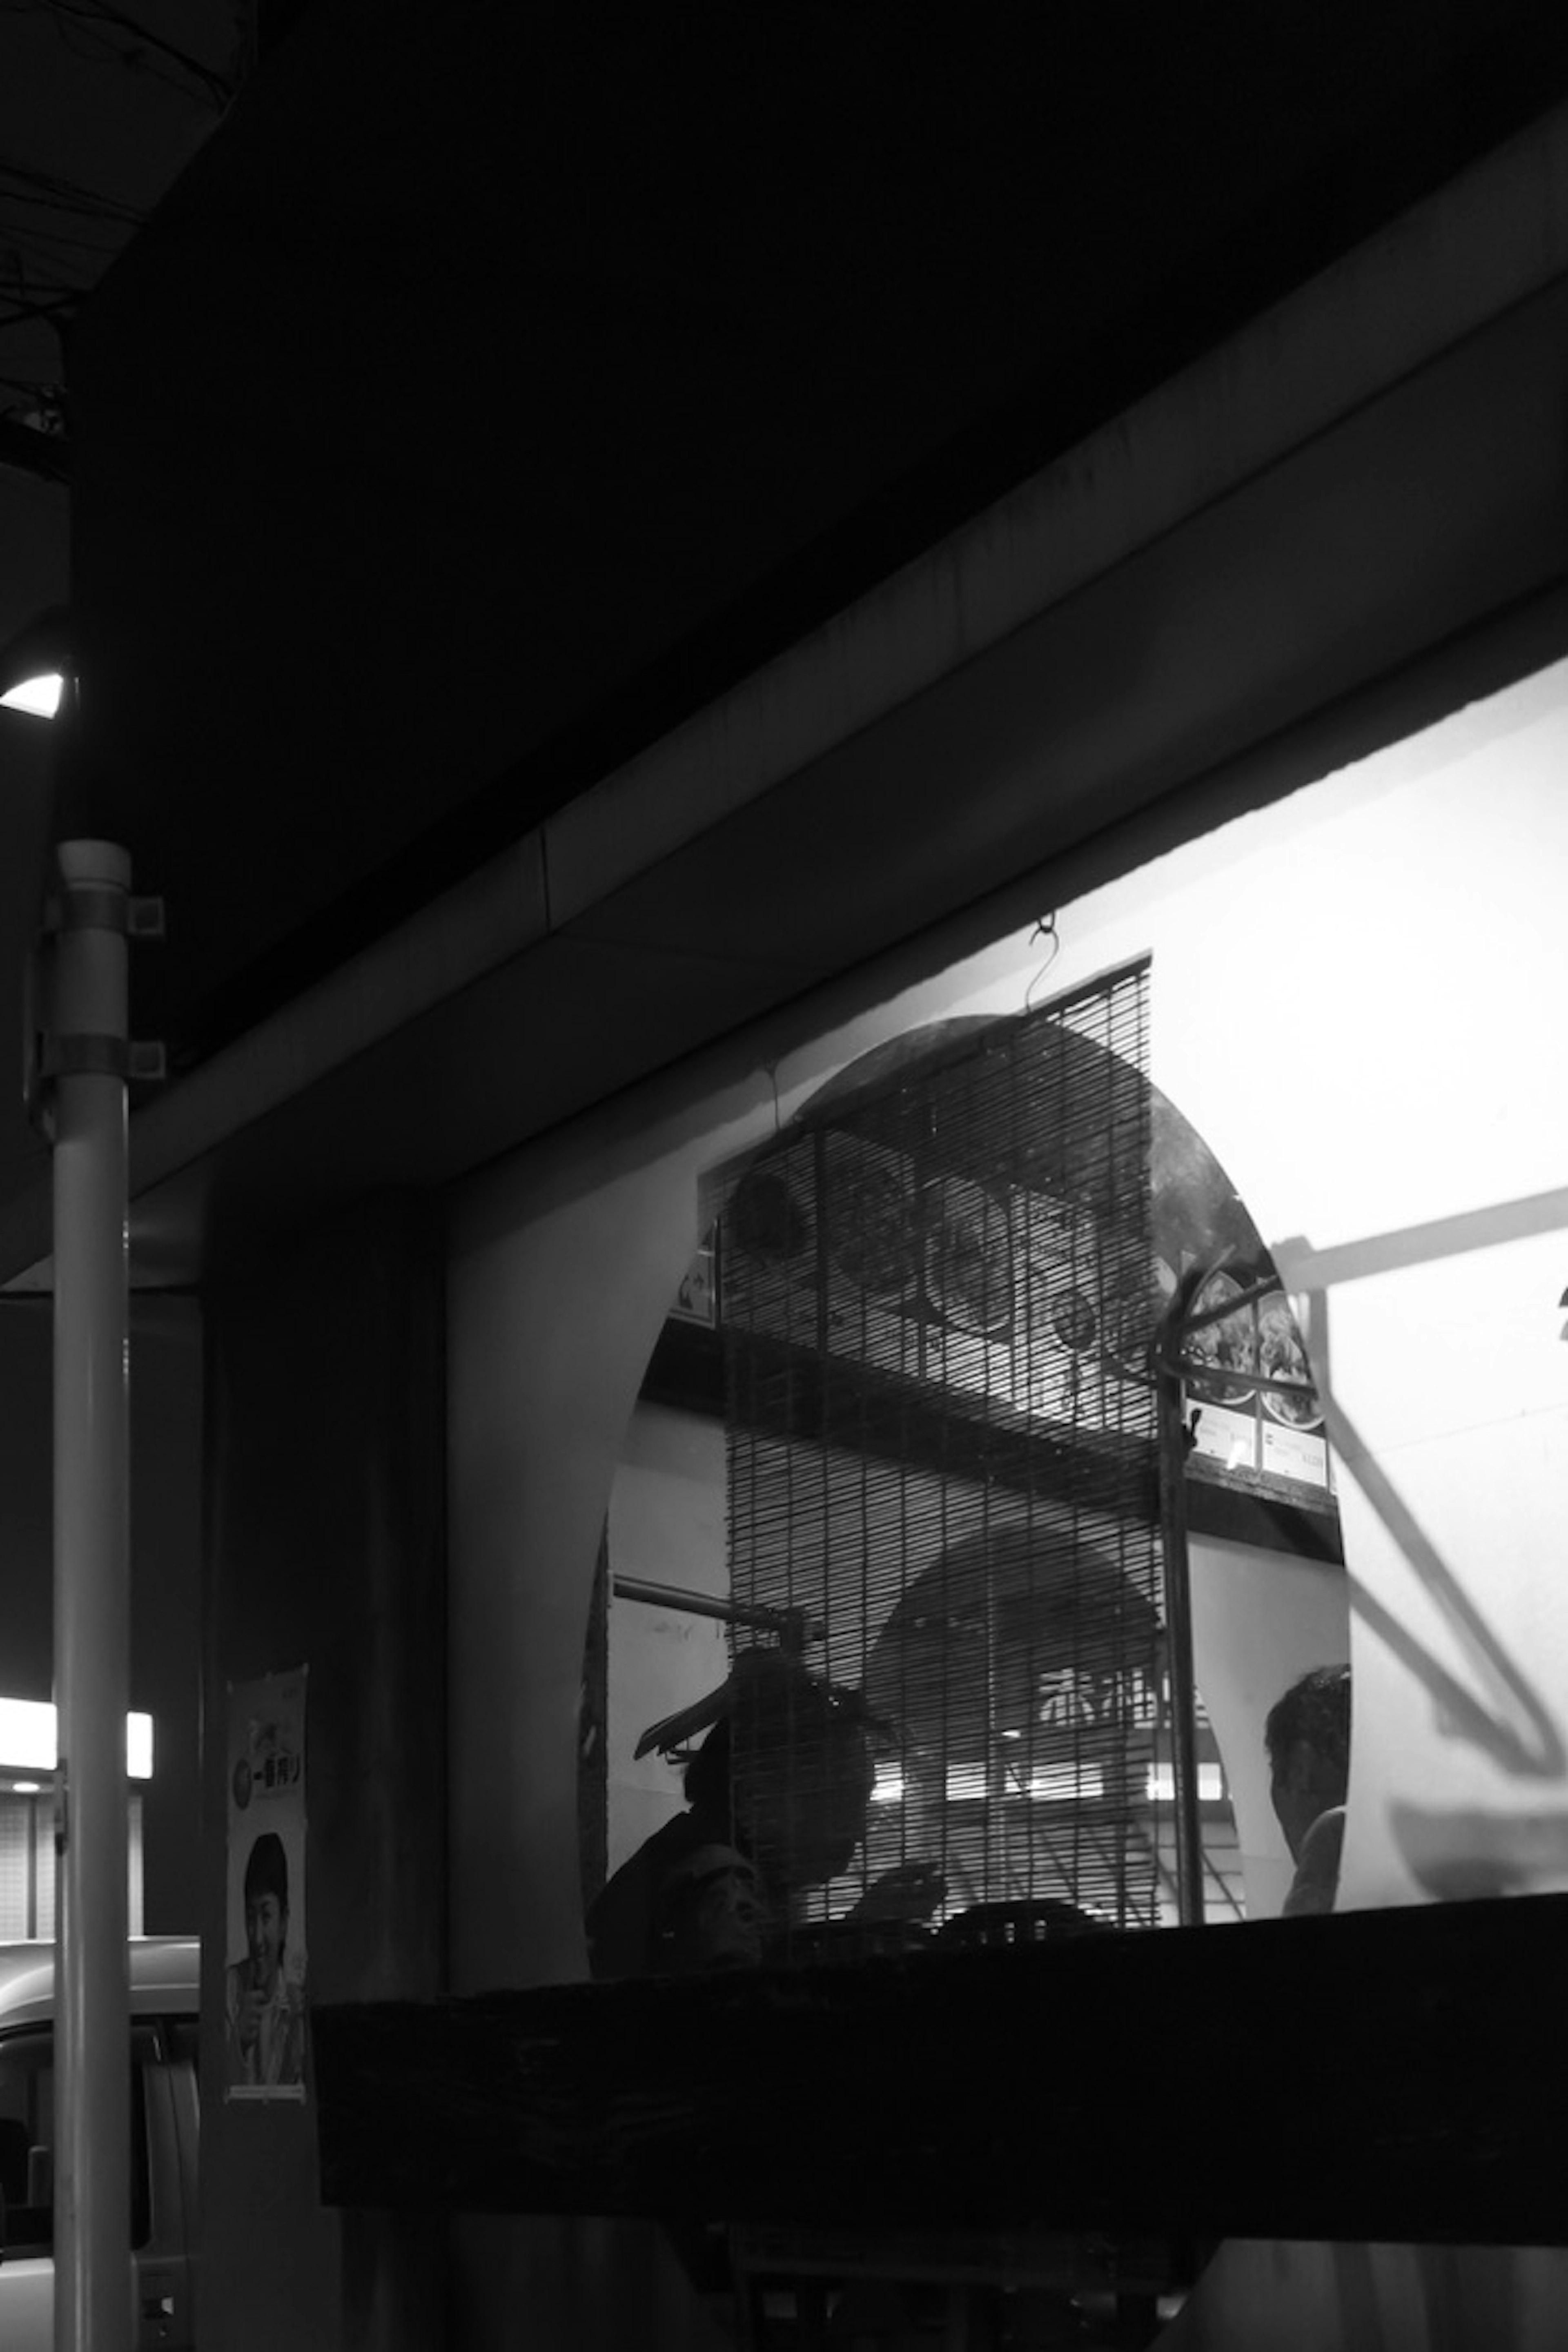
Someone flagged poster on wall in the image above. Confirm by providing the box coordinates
[224,1666,308,2102]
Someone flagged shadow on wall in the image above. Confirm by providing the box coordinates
[1322,1359,1567,1900]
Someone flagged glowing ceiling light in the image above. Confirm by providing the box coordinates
[0,670,64,718]
[0,1696,154,1779]
[0,606,72,720]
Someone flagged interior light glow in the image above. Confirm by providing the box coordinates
[945,1763,989,1801]
[1147,1762,1226,1803]
[11,1781,41,1795]
[0,1697,154,1779]
[871,1767,906,1804]
[1027,1765,1105,1801]
[0,1699,58,1770]
[0,671,64,718]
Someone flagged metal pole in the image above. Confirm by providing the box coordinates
[1154,1270,1206,1930]
[51,837,132,2352]
[610,1573,823,1645]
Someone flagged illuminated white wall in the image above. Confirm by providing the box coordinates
[451,655,1568,1976]
[936,661,1568,1914]
[605,1403,729,1877]
[1187,1537,1350,1920]
[448,649,1568,2351]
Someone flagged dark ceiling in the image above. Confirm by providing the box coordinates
[53,0,1568,1074]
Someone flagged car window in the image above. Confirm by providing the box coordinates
[0,2028,152,2253]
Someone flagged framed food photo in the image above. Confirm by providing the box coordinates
[1255,1285,1330,1486]
[1182,1267,1263,1478]
[1180,1268,1339,1565]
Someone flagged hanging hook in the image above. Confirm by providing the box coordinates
[1023,913,1060,1010]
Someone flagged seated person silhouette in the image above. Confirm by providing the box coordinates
[587,1646,881,1979]
[1265,1663,1351,1917]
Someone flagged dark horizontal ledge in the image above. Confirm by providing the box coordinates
[313,1892,1567,2246]
[1184,1456,1343,1562]
[727,1328,1160,1512]
[644,1322,1341,1559]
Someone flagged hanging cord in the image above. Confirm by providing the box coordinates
[1022,913,1060,1009]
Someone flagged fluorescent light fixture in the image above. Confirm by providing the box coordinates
[871,1766,906,1804]
[11,1781,41,1795]
[945,1763,989,1802]
[0,1697,154,1779]
[0,670,64,718]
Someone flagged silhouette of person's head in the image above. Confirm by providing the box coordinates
[1265,1664,1350,1864]
[682,1666,874,1891]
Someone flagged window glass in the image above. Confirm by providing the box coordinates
[0,2029,152,2252]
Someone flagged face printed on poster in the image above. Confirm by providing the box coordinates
[225,1668,308,2101]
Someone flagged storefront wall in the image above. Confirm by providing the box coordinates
[448,659,1568,2346]
[201,1196,448,2352]
[102,98,1566,2352]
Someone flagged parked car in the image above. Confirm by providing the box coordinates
[0,1937,198,2351]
